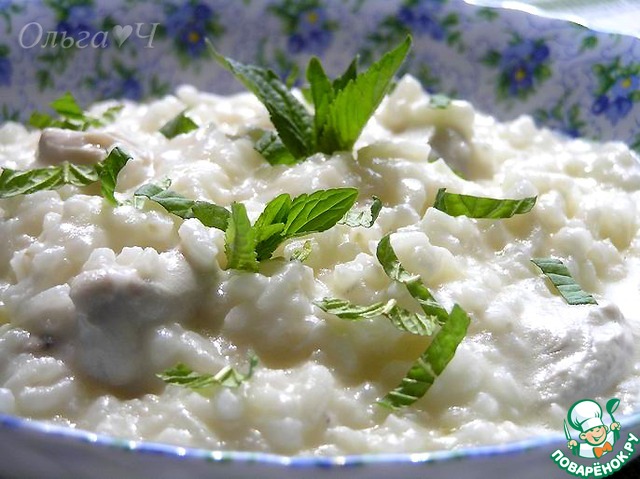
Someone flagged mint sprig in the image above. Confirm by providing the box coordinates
[0,146,132,204]
[209,36,411,163]
[29,92,123,131]
[136,184,358,271]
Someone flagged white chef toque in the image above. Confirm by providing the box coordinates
[568,399,605,433]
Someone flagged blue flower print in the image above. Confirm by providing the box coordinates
[486,37,552,100]
[611,75,639,99]
[591,61,640,125]
[165,2,221,59]
[0,56,11,86]
[56,4,95,39]
[286,7,333,55]
[397,1,445,40]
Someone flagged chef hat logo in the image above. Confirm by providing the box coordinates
[568,399,605,433]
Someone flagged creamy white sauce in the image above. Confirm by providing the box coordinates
[0,76,639,455]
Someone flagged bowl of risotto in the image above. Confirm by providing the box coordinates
[1,1,640,478]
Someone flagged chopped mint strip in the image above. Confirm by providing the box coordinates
[225,202,259,272]
[210,36,410,162]
[159,111,199,139]
[158,354,258,391]
[378,304,470,410]
[339,196,382,228]
[429,94,452,109]
[255,130,297,166]
[315,297,438,336]
[433,188,537,219]
[376,234,449,324]
[290,240,312,262]
[0,146,132,202]
[315,297,396,320]
[531,258,598,305]
[134,183,230,231]
[96,146,132,206]
[28,92,122,131]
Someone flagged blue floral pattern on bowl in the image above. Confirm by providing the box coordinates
[0,0,639,153]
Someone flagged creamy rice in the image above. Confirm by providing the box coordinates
[0,75,639,455]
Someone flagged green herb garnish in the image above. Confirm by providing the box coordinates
[29,92,123,131]
[158,354,258,392]
[96,147,133,206]
[376,233,449,324]
[135,184,358,271]
[159,110,199,139]
[531,258,598,305]
[316,233,470,409]
[225,202,259,272]
[338,196,382,228]
[314,297,438,336]
[290,240,312,262]
[433,188,537,219]
[0,146,132,204]
[209,36,411,163]
[378,304,470,410]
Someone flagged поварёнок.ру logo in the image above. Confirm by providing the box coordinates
[550,398,639,477]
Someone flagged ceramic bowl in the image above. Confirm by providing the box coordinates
[1,1,639,478]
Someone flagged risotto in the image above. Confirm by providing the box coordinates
[0,73,639,455]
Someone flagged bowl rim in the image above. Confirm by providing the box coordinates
[2,408,640,468]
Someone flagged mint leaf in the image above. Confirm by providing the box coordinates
[209,41,315,160]
[158,354,258,392]
[531,258,598,305]
[338,196,382,228]
[29,92,121,131]
[284,188,358,237]
[376,234,449,324]
[255,130,297,166]
[225,202,258,272]
[290,240,312,262]
[159,111,199,139]
[0,162,98,199]
[253,193,291,260]
[49,92,84,119]
[378,304,470,410]
[306,57,335,142]
[316,36,411,153]
[97,146,132,206]
[315,297,438,336]
[433,188,537,219]
[135,183,230,231]
[331,56,359,93]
